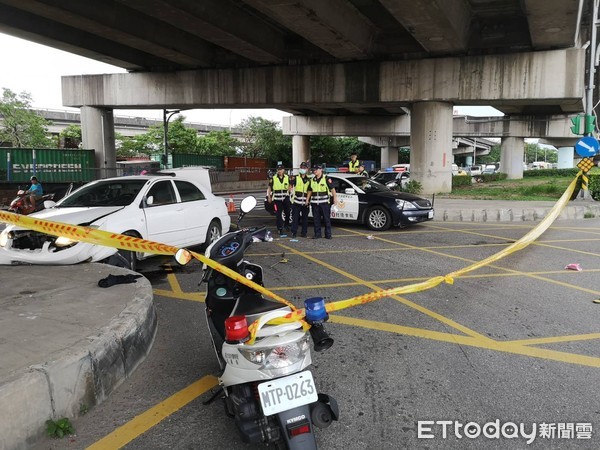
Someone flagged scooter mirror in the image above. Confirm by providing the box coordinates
[240,196,257,214]
[174,248,193,265]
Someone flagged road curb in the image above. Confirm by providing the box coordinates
[437,204,600,222]
[0,266,156,450]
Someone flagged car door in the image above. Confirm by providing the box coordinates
[329,178,360,221]
[173,180,210,246]
[142,180,187,246]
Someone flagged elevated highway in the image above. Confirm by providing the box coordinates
[0,0,592,192]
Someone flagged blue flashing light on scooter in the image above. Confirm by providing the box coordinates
[304,297,334,352]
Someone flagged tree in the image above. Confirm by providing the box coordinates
[167,117,199,153]
[238,116,291,164]
[59,124,82,148]
[0,88,54,148]
[197,130,238,156]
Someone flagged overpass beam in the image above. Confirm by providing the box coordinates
[292,135,310,170]
[411,102,453,194]
[500,137,525,179]
[80,107,116,179]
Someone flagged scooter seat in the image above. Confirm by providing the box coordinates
[232,292,288,317]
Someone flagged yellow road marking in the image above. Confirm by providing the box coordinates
[153,289,205,302]
[166,270,184,294]
[331,315,600,368]
[278,243,492,341]
[87,375,218,450]
[505,333,600,346]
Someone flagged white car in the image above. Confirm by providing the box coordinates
[0,174,231,270]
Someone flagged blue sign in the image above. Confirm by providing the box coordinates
[575,136,599,157]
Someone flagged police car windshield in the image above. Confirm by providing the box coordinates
[348,177,390,193]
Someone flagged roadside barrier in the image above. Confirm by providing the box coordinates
[0,172,582,344]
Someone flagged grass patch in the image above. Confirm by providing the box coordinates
[446,176,573,201]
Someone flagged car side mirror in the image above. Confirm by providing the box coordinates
[43,200,56,209]
[145,195,154,206]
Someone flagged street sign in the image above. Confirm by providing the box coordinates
[574,136,599,157]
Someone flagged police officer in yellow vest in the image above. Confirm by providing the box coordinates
[290,162,310,238]
[348,153,360,173]
[267,164,291,234]
[306,164,337,239]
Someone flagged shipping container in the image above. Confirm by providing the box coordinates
[173,153,224,169]
[0,148,95,182]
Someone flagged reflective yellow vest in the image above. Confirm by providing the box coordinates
[272,175,289,201]
[293,175,310,204]
[309,176,330,204]
[349,159,360,173]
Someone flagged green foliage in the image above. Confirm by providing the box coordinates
[59,124,82,148]
[0,88,54,148]
[519,181,564,196]
[46,418,75,438]
[403,179,423,194]
[477,145,501,164]
[238,116,291,164]
[167,117,199,153]
[480,172,508,182]
[452,174,472,187]
[589,173,600,201]
[197,130,238,156]
[524,168,578,177]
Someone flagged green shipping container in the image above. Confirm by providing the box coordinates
[172,153,224,169]
[0,148,95,182]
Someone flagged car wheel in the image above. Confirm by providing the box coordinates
[117,231,142,272]
[366,206,392,231]
[206,220,222,246]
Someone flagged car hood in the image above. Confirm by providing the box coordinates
[7,206,124,230]
[366,190,429,203]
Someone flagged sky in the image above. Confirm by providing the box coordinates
[0,32,503,126]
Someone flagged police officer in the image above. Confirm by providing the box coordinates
[306,164,337,239]
[357,164,369,177]
[348,153,360,173]
[290,162,310,238]
[267,164,291,234]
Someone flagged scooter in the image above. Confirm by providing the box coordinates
[176,196,338,449]
[8,190,55,215]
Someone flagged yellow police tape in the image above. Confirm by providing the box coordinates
[0,172,582,345]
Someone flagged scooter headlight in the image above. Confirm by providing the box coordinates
[239,335,310,369]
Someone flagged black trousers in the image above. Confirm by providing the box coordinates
[311,202,332,238]
[291,203,309,236]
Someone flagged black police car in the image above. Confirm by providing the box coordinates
[324,173,434,231]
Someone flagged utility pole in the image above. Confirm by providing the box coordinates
[582,0,599,200]
[163,109,181,169]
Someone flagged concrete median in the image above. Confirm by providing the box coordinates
[0,264,156,450]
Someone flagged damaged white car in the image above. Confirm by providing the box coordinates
[0,173,231,270]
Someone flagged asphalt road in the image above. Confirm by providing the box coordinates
[27,210,600,449]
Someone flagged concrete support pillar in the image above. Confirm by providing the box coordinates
[80,106,116,179]
[380,146,399,168]
[500,137,525,179]
[557,146,575,169]
[411,101,453,194]
[292,135,310,171]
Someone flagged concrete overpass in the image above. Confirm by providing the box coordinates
[0,0,591,193]
[34,108,244,138]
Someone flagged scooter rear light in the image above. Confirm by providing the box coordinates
[304,297,328,322]
[225,315,249,343]
[287,421,311,438]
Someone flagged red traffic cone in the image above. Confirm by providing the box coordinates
[228,195,236,213]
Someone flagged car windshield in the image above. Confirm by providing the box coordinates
[347,177,391,193]
[57,180,147,207]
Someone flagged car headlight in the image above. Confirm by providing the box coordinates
[396,199,417,210]
[239,335,310,369]
[0,230,9,247]
[55,236,76,247]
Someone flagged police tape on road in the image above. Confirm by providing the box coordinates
[0,172,582,345]
[0,210,296,312]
